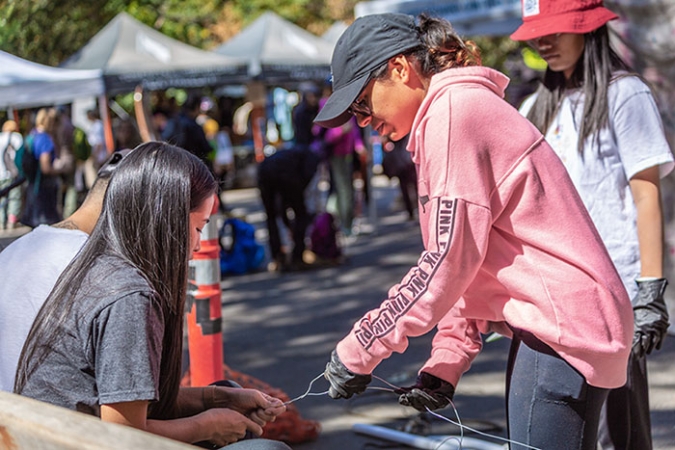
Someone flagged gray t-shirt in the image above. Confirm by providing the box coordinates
[20,254,165,416]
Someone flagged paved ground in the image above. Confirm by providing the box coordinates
[1,177,673,449]
[217,181,675,450]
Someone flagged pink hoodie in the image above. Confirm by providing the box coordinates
[336,67,633,389]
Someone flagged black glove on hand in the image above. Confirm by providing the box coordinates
[324,350,372,399]
[396,372,455,412]
[632,278,669,358]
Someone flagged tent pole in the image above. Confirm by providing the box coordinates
[134,86,155,142]
[99,95,114,154]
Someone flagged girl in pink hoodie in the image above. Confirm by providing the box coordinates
[314,12,633,449]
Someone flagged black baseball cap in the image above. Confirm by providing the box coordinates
[314,13,421,128]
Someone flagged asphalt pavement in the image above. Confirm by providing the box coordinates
[217,179,675,450]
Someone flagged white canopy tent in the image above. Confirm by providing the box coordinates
[62,12,247,95]
[0,50,104,110]
[354,0,522,36]
[214,11,334,83]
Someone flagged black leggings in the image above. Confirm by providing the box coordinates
[598,352,652,449]
[506,334,609,450]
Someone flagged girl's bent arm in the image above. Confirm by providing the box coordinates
[630,165,664,278]
[101,400,263,446]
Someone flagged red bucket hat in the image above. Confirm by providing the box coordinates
[510,0,618,41]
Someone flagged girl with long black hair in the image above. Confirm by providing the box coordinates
[15,142,288,449]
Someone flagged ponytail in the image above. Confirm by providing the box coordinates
[413,14,481,76]
[371,14,482,82]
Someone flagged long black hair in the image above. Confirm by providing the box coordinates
[15,141,217,419]
[525,25,632,152]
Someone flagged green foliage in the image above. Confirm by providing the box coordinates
[521,47,548,71]
[126,0,224,50]
[0,0,124,66]
[0,0,359,66]
[470,35,523,74]
[113,92,136,115]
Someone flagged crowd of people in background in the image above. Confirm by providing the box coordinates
[0,86,417,277]
[0,106,145,231]
[255,80,417,272]
[151,84,416,273]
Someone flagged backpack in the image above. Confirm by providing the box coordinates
[219,218,265,275]
[72,127,92,161]
[309,212,341,260]
[15,134,39,182]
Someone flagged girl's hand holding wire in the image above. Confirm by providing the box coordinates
[324,349,372,399]
[245,392,286,426]
[396,372,455,412]
[210,387,286,426]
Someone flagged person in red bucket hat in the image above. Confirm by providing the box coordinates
[512,1,674,449]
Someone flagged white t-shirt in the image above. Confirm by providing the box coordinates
[0,225,88,391]
[520,75,674,299]
[0,131,23,180]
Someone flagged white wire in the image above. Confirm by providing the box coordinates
[426,406,542,450]
[284,370,541,450]
[283,372,328,405]
[372,374,539,450]
[429,399,464,450]
[366,386,397,392]
[372,373,403,390]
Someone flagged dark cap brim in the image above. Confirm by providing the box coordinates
[314,72,371,128]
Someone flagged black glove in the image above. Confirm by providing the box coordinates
[324,350,372,399]
[632,278,669,358]
[396,372,455,412]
